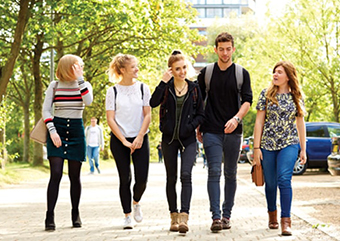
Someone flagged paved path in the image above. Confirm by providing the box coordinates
[0,160,338,241]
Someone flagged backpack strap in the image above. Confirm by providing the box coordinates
[204,63,214,103]
[192,85,198,115]
[140,82,144,100]
[235,63,244,109]
[113,83,144,110]
[113,86,117,110]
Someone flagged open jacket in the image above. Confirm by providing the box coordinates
[150,78,205,149]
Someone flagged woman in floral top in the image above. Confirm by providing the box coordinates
[253,61,306,236]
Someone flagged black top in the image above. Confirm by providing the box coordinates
[197,63,253,134]
[150,78,205,148]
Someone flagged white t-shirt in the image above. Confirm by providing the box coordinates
[87,126,100,147]
[105,81,151,138]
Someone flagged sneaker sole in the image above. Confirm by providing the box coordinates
[210,227,222,233]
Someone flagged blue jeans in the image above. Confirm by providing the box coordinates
[203,132,242,220]
[87,146,99,173]
[261,144,299,218]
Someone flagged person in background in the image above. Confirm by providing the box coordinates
[253,61,306,236]
[42,54,93,231]
[85,117,104,174]
[157,141,163,163]
[197,32,253,232]
[106,53,151,229]
[150,50,205,234]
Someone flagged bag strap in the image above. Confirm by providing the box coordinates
[52,81,58,107]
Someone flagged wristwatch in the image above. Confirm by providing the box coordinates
[233,116,241,124]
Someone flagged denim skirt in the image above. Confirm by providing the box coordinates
[46,117,86,162]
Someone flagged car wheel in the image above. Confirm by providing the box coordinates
[293,155,307,175]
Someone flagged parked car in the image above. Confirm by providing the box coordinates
[238,137,250,163]
[326,136,340,176]
[247,122,340,175]
[294,122,340,174]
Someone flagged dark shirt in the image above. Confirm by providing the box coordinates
[198,63,253,134]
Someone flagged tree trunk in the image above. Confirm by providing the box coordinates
[0,0,31,102]
[32,33,44,166]
[23,102,30,163]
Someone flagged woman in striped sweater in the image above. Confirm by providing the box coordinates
[42,54,93,231]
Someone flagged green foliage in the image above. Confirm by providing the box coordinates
[1,0,207,161]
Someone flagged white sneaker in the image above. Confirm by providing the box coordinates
[133,204,143,223]
[123,216,133,229]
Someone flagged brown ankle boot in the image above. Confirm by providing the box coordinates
[178,212,189,234]
[281,217,292,236]
[268,210,279,229]
[170,212,179,232]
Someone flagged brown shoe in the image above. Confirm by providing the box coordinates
[178,212,189,234]
[221,217,231,229]
[210,219,222,233]
[281,217,292,236]
[268,210,279,229]
[170,212,179,232]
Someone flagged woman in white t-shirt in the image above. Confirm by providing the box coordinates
[106,54,151,229]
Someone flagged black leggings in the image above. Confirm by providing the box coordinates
[162,140,196,214]
[47,157,82,212]
[110,134,149,214]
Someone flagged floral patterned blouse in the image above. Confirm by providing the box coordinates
[256,89,304,151]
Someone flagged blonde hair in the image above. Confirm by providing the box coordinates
[265,60,304,117]
[108,54,137,82]
[168,50,197,80]
[56,54,83,81]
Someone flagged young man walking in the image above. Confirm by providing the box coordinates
[197,32,253,232]
[85,117,104,174]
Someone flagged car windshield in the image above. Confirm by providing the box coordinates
[328,126,340,137]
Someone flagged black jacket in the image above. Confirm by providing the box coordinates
[150,78,205,149]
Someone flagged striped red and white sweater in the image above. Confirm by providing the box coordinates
[42,79,93,134]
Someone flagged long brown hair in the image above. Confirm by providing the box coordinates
[265,61,304,117]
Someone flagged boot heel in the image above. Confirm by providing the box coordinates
[45,211,55,231]
[72,209,82,228]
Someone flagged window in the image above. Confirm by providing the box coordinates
[223,7,239,16]
[192,0,206,4]
[210,0,222,4]
[306,126,325,137]
[206,8,222,17]
[328,126,340,137]
[224,0,240,3]
[196,8,206,18]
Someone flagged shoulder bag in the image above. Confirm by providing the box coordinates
[30,82,58,144]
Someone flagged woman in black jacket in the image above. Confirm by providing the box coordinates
[150,50,204,234]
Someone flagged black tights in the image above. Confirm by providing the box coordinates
[47,157,82,212]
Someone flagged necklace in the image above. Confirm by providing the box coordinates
[175,83,187,94]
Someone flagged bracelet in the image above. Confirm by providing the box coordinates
[254,147,260,149]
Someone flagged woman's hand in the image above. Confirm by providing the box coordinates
[253,149,262,166]
[197,128,203,143]
[72,62,84,79]
[122,139,135,154]
[132,135,144,151]
[50,132,62,148]
[162,68,172,83]
[299,150,307,165]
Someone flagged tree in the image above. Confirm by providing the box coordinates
[3,0,206,164]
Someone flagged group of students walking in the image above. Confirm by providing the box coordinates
[42,32,306,237]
